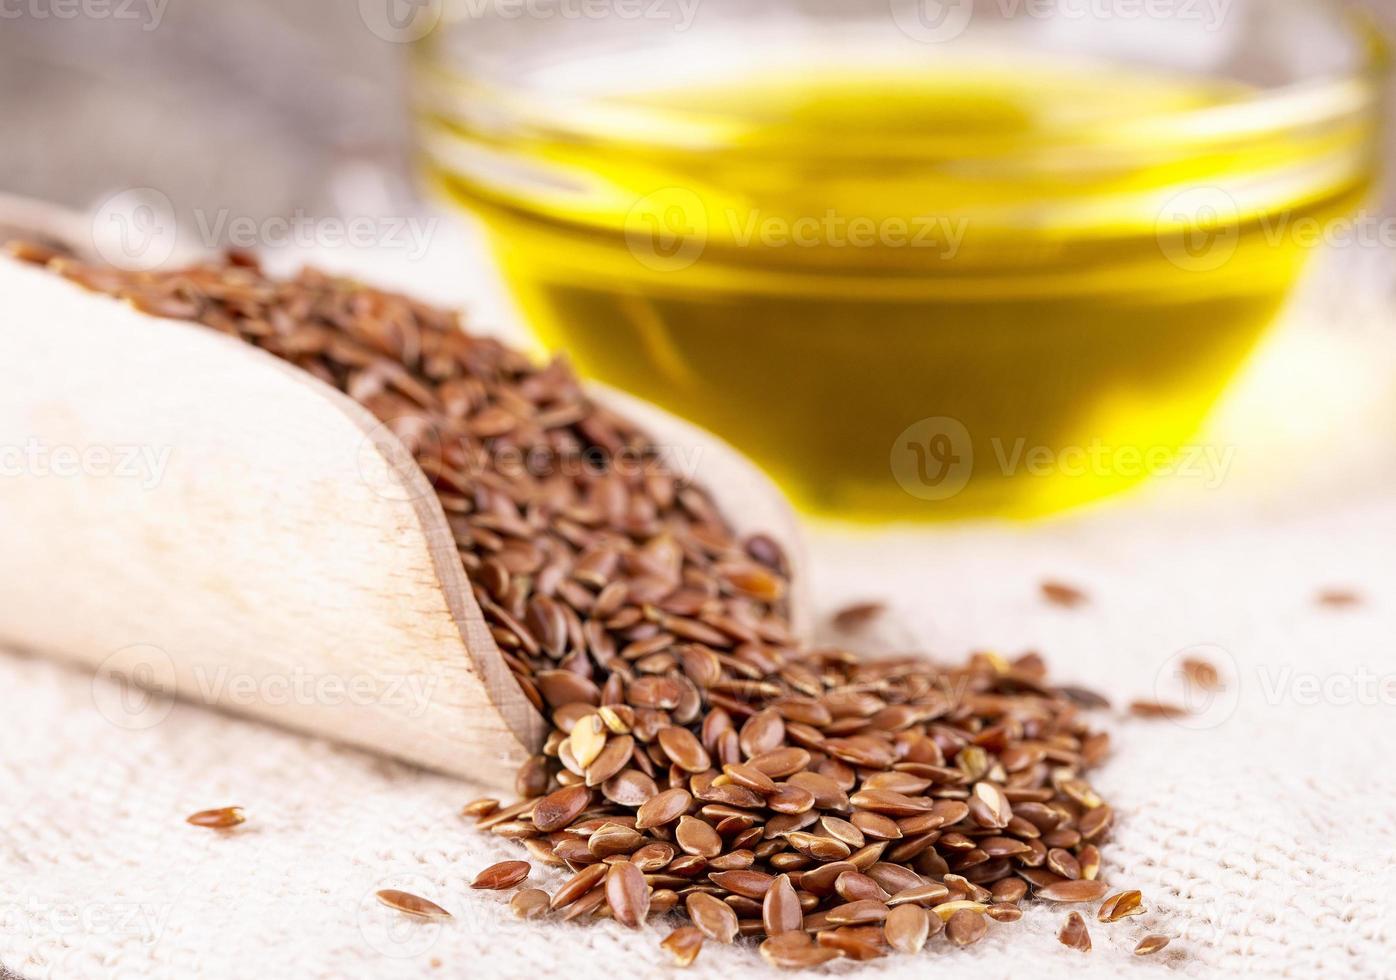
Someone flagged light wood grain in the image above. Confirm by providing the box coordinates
[0,250,805,788]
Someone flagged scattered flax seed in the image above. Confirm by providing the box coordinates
[1130,700,1190,720]
[376,890,452,919]
[460,798,499,819]
[1059,911,1091,951]
[660,926,704,967]
[1041,581,1088,608]
[471,860,531,890]
[1317,589,1362,609]
[1038,879,1109,903]
[510,889,550,919]
[1098,890,1145,922]
[22,247,1132,969]
[184,807,245,829]
[830,601,886,632]
[1134,934,1171,956]
[1180,658,1222,691]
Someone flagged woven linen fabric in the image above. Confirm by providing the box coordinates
[3,238,1394,979]
[3,482,1393,980]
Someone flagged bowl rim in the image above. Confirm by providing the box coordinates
[414,0,1389,156]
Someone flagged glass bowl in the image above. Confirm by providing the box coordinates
[411,0,1383,521]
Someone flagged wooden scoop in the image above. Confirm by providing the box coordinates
[0,204,806,789]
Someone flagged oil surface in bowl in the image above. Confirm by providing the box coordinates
[416,55,1373,519]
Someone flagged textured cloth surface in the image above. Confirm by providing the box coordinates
[2,236,1395,980]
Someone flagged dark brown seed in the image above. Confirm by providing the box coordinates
[1058,911,1091,951]
[884,904,930,953]
[511,888,550,919]
[661,926,704,967]
[606,860,650,928]
[632,841,677,871]
[1041,581,1088,607]
[709,869,775,899]
[461,798,499,819]
[1039,879,1109,903]
[516,756,550,799]
[676,816,723,858]
[636,788,692,830]
[786,832,852,862]
[585,735,635,787]
[986,903,1022,922]
[723,762,778,794]
[768,784,817,815]
[659,726,711,773]
[1134,935,1170,956]
[551,863,609,910]
[589,822,645,858]
[1078,805,1114,841]
[762,873,803,935]
[887,882,949,907]
[1129,700,1189,719]
[1098,889,1145,922]
[376,890,450,919]
[603,770,658,807]
[687,891,739,944]
[1181,657,1222,691]
[830,602,886,631]
[472,860,531,889]
[834,871,887,903]
[991,878,1028,904]
[531,785,590,832]
[1078,844,1102,880]
[185,807,245,829]
[760,931,841,969]
[1047,848,1081,880]
[945,908,987,946]
[816,927,885,961]
[825,900,890,925]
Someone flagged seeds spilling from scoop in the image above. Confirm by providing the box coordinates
[16,246,1128,967]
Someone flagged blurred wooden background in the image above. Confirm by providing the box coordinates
[0,0,1390,227]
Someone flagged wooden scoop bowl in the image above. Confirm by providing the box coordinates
[0,203,806,789]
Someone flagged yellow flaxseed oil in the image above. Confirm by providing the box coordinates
[414,54,1374,520]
